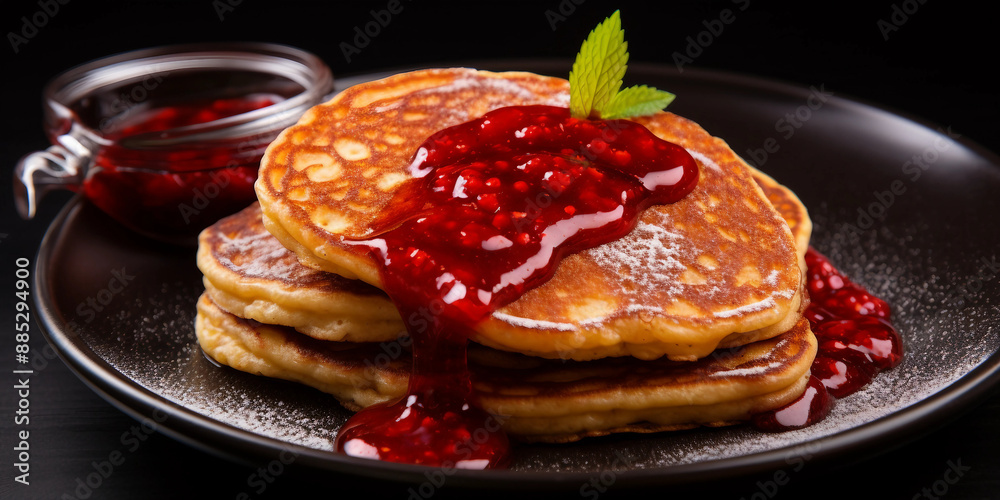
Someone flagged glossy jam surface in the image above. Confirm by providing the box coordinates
[84,94,278,243]
[334,105,699,467]
[752,375,831,431]
[753,247,903,431]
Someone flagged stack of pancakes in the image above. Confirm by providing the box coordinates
[194,68,816,443]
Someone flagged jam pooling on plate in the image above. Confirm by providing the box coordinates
[84,94,278,242]
[752,247,903,431]
[334,105,699,467]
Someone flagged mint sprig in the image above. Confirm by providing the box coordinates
[569,11,676,120]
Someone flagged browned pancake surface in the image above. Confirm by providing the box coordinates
[196,293,816,442]
[256,68,802,361]
[197,204,403,342]
[202,161,811,355]
[201,203,384,296]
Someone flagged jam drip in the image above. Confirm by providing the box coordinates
[753,247,903,431]
[334,105,698,467]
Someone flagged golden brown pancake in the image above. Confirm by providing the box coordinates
[255,68,804,361]
[197,203,402,342]
[195,293,816,442]
[751,168,811,264]
[201,166,809,355]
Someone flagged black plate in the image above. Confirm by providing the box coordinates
[34,62,1000,489]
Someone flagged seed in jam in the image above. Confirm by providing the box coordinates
[334,105,699,467]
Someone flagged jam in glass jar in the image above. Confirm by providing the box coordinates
[14,42,333,244]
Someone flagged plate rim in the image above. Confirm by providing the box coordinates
[32,61,1000,489]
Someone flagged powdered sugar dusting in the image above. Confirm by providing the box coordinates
[714,285,796,319]
[714,297,777,319]
[764,269,780,287]
[218,226,312,283]
[374,102,401,113]
[711,361,783,378]
[423,75,569,107]
[687,148,723,172]
[590,217,686,297]
[492,312,577,331]
[139,350,340,451]
[493,213,689,330]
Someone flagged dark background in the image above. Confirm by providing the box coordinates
[1,1,997,499]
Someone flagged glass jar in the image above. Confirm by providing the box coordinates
[14,42,333,244]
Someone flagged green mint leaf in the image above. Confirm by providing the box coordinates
[569,10,627,119]
[601,85,676,120]
[568,11,677,120]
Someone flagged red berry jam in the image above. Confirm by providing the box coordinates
[753,247,903,431]
[752,375,831,431]
[334,105,699,468]
[83,94,278,243]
